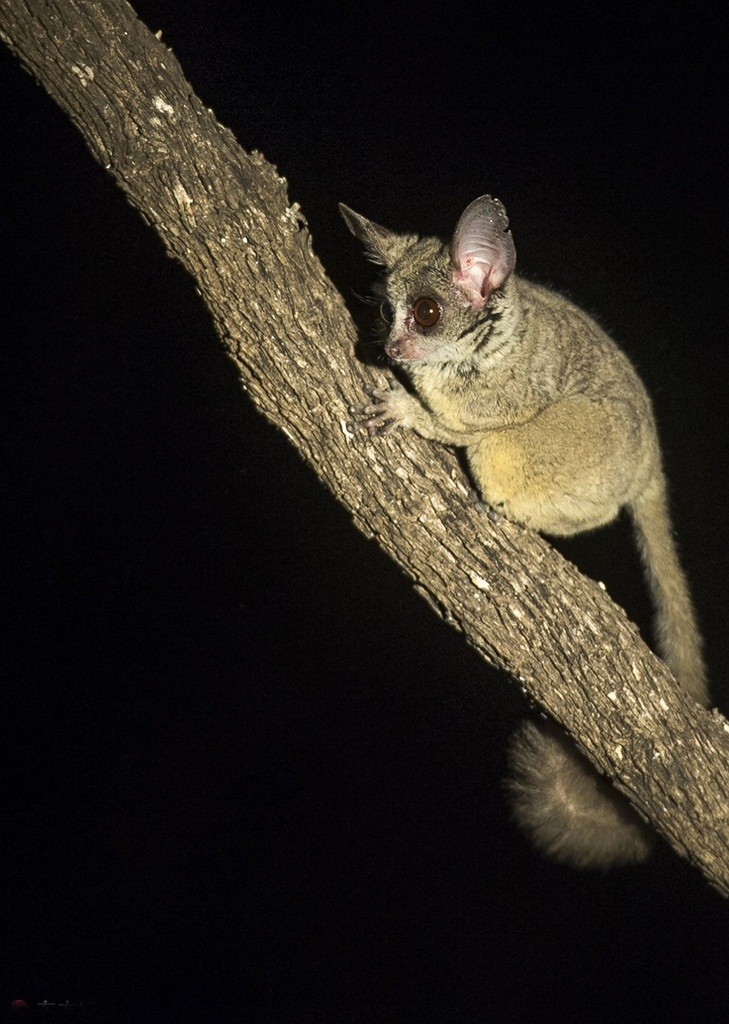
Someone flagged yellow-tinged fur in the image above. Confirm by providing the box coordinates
[342,197,707,869]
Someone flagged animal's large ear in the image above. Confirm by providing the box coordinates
[339,203,417,268]
[451,195,516,309]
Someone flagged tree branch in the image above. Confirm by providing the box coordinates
[2,0,727,894]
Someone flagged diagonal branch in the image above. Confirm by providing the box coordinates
[1,0,727,893]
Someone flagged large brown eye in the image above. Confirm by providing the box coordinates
[411,296,441,328]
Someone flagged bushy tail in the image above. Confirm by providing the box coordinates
[507,470,707,870]
[630,471,708,705]
[507,720,655,868]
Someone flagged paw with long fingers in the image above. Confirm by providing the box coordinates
[349,380,421,435]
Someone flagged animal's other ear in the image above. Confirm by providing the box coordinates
[339,203,418,268]
[451,195,516,309]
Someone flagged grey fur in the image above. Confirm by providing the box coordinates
[341,196,708,869]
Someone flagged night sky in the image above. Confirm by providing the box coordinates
[2,3,728,1022]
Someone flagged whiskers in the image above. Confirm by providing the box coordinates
[347,287,391,366]
[351,289,380,306]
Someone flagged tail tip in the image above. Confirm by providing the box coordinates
[506,719,655,870]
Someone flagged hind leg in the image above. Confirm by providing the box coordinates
[467,397,647,536]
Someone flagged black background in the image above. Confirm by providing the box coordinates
[2,3,728,1022]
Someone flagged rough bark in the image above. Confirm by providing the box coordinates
[1,0,727,894]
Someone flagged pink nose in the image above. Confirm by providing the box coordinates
[385,337,405,359]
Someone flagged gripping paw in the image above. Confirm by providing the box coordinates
[348,380,417,436]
